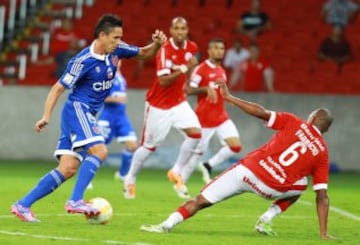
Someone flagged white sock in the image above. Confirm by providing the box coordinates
[259,204,282,223]
[162,212,184,229]
[125,146,152,184]
[208,146,236,168]
[181,153,202,183]
[171,137,200,174]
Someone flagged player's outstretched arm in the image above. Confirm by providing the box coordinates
[315,189,335,240]
[217,81,270,121]
[34,81,65,132]
[137,29,167,60]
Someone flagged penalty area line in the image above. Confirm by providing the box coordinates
[0,230,152,245]
[299,200,360,222]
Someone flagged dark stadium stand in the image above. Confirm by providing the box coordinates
[1,0,359,94]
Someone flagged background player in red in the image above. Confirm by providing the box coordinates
[140,81,334,240]
[124,17,201,199]
[181,38,242,185]
[236,43,274,92]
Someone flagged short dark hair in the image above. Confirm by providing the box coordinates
[208,38,225,48]
[94,14,123,38]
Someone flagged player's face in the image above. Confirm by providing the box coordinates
[208,42,225,62]
[170,21,188,43]
[101,27,123,53]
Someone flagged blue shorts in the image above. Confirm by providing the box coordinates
[54,101,105,161]
[98,108,137,145]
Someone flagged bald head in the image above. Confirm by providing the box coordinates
[170,16,189,44]
[307,108,333,134]
[171,17,188,27]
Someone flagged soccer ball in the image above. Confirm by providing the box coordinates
[85,197,113,225]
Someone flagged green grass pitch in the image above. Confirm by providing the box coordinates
[0,160,359,245]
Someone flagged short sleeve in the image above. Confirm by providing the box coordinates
[189,65,202,88]
[114,41,140,59]
[312,152,330,191]
[59,56,88,89]
[265,112,298,130]
[156,46,172,77]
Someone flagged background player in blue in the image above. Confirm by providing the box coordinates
[98,61,138,181]
[11,14,167,222]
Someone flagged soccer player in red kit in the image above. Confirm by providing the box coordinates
[124,17,201,199]
[181,38,242,184]
[140,82,335,240]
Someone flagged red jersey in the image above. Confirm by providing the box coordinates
[240,57,269,92]
[146,38,198,109]
[190,60,229,127]
[242,112,329,192]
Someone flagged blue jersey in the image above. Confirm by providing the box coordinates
[54,41,139,161]
[59,41,139,114]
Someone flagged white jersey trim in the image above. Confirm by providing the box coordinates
[157,68,171,77]
[266,111,276,127]
[313,183,328,191]
[54,149,83,162]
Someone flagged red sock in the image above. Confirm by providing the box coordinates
[177,206,192,220]
[274,199,292,212]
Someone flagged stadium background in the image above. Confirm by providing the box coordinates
[0,0,359,171]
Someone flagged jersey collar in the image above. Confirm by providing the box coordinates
[312,125,322,135]
[170,37,187,50]
[205,59,216,68]
[90,41,106,60]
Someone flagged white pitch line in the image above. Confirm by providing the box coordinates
[299,200,360,222]
[0,230,152,245]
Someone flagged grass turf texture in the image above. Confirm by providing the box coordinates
[0,160,359,245]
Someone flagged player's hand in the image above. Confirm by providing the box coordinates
[186,56,198,69]
[152,29,167,45]
[216,79,231,98]
[206,87,218,103]
[34,118,49,132]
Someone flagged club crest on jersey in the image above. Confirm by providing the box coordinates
[107,67,114,79]
[185,52,193,61]
[111,56,119,66]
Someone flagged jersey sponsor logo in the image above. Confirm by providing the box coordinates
[93,80,112,91]
[111,56,119,66]
[259,159,286,184]
[243,176,272,199]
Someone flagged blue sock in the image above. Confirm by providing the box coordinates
[119,149,133,177]
[19,169,65,208]
[70,155,102,201]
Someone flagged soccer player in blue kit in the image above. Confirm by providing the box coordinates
[98,61,138,180]
[11,14,167,222]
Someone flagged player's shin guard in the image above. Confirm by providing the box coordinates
[70,155,101,201]
[18,169,65,207]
